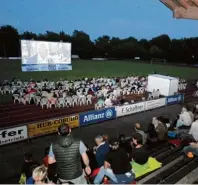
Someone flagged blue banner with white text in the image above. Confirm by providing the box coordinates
[166,94,184,105]
[79,108,116,126]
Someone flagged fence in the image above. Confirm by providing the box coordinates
[0,93,184,146]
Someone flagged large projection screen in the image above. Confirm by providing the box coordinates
[21,40,72,72]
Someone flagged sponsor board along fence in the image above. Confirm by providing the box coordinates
[0,125,28,146]
[0,93,184,146]
[28,114,79,138]
[79,107,116,126]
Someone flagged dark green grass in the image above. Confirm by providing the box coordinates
[0,59,197,81]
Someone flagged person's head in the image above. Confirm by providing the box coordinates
[132,133,143,146]
[32,165,48,183]
[95,135,104,146]
[24,152,33,163]
[182,106,187,113]
[152,117,159,127]
[58,124,71,136]
[109,138,120,151]
[135,123,141,130]
[103,134,109,141]
[119,134,125,142]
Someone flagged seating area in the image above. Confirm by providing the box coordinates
[2,76,198,184]
[17,103,198,184]
[0,76,147,109]
[0,76,189,110]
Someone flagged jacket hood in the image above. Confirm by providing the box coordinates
[58,134,74,148]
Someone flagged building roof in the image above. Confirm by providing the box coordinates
[160,0,198,19]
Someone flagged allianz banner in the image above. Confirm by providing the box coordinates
[166,94,184,105]
[116,102,145,117]
[79,107,116,126]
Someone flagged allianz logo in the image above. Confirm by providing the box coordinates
[83,109,113,122]
[167,95,181,103]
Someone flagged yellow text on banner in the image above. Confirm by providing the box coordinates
[28,114,79,138]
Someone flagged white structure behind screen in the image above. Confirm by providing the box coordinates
[21,40,72,72]
[147,74,179,96]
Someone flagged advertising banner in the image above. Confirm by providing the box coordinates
[166,94,184,105]
[79,108,116,126]
[0,126,28,146]
[116,102,145,117]
[145,98,166,111]
[28,114,79,138]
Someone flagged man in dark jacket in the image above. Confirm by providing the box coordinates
[94,135,109,167]
[48,124,91,184]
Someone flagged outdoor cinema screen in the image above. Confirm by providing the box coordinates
[21,40,72,72]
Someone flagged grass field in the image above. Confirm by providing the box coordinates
[0,59,197,81]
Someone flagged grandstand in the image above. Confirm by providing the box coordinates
[0,72,198,183]
[160,0,198,20]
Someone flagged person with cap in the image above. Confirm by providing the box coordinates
[48,124,91,184]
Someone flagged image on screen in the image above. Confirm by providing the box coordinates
[21,40,72,72]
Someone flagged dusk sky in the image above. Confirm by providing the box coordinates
[1,0,198,40]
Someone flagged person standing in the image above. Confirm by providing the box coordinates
[48,124,91,184]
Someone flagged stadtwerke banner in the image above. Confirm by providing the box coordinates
[28,114,79,138]
[79,107,116,126]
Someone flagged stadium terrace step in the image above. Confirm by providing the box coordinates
[138,156,184,184]
[143,156,196,184]
[154,145,182,162]
[172,159,198,184]
[136,145,183,181]
[150,145,171,158]
[158,157,198,184]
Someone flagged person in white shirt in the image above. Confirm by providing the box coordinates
[176,108,193,129]
[179,115,198,142]
[105,96,113,108]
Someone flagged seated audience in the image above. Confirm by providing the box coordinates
[104,96,113,107]
[94,139,135,184]
[103,134,109,143]
[119,134,132,157]
[152,117,168,141]
[32,165,48,184]
[187,106,194,122]
[94,135,109,168]
[131,133,149,165]
[26,164,39,184]
[176,107,193,129]
[20,153,39,184]
[146,123,158,143]
[135,123,147,144]
[178,114,198,142]
[183,142,198,157]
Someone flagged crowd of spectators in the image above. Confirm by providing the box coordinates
[0,76,147,109]
[17,102,198,184]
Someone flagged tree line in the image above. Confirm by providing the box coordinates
[0,25,198,64]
